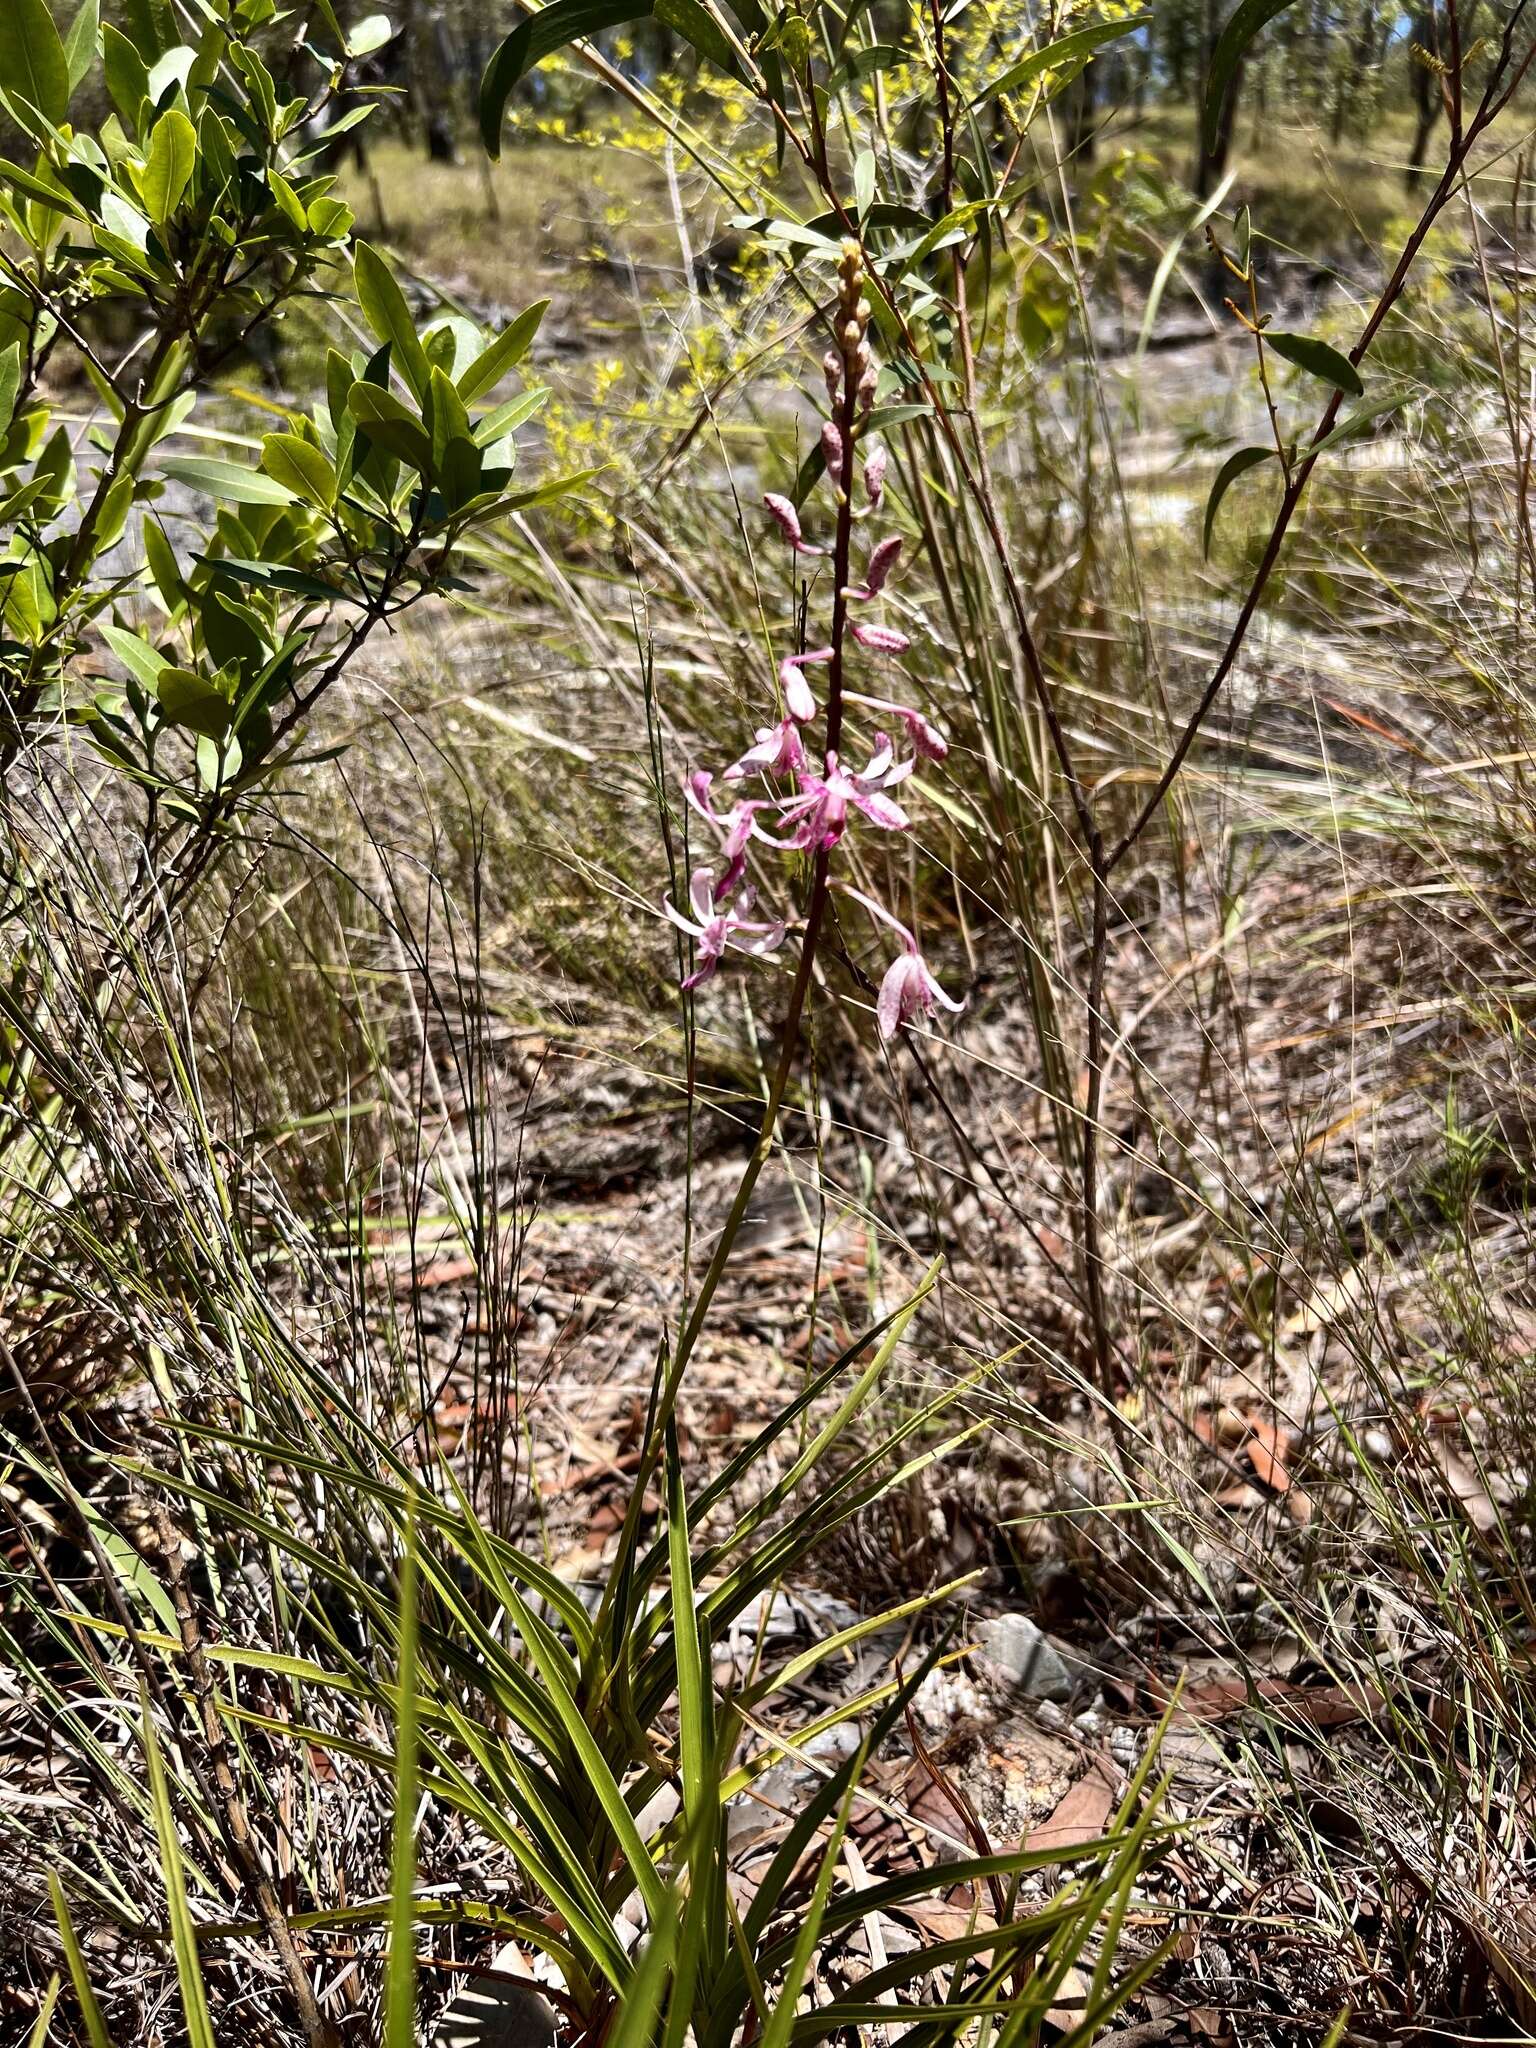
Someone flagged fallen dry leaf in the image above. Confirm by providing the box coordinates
[1025,1758,1117,1852]
[1426,1438,1500,1533]
[1244,1416,1295,1492]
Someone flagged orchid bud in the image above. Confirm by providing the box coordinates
[823,349,843,406]
[844,535,902,601]
[852,620,911,654]
[821,420,845,484]
[862,445,887,508]
[763,491,824,556]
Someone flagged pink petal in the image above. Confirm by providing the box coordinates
[853,789,910,831]
[877,954,917,1039]
[688,868,716,922]
[922,959,966,1013]
[731,920,785,958]
[780,647,832,724]
[663,897,705,940]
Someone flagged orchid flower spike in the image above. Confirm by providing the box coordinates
[779,647,832,724]
[844,886,964,1039]
[724,717,807,782]
[845,691,948,762]
[844,535,903,602]
[851,620,912,655]
[763,492,824,556]
[665,868,785,990]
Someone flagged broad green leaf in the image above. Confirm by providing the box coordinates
[1203,444,1275,557]
[349,11,394,55]
[348,380,434,474]
[143,514,187,612]
[0,0,72,127]
[0,345,20,436]
[122,0,173,62]
[102,24,151,130]
[1204,0,1300,152]
[353,241,430,403]
[62,0,98,92]
[0,155,85,220]
[969,14,1149,111]
[261,430,336,507]
[161,456,297,506]
[456,299,548,404]
[1263,329,1364,396]
[101,621,169,688]
[157,665,231,737]
[141,108,196,224]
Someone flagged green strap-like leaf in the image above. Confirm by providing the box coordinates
[47,1875,114,2048]
[1310,388,1408,456]
[1203,0,1299,153]
[142,1696,217,2048]
[161,455,298,506]
[969,13,1150,112]
[383,1499,421,2048]
[479,0,747,156]
[0,0,71,127]
[457,298,549,404]
[353,242,431,404]
[1203,444,1276,557]
[481,0,659,156]
[1263,329,1364,396]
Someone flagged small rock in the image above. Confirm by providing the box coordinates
[975,1615,1074,1703]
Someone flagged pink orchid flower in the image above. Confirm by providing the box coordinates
[771,740,913,852]
[779,647,832,723]
[821,420,845,485]
[863,444,887,508]
[845,691,948,762]
[665,867,785,990]
[844,886,964,1039]
[763,492,825,556]
[686,771,764,899]
[844,535,902,603]
[851,620,912,655]
[724,717,807,782]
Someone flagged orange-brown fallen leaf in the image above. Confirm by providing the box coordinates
[1025,1758,1118,1853]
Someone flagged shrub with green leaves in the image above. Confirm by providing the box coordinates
[0,0,575,839]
